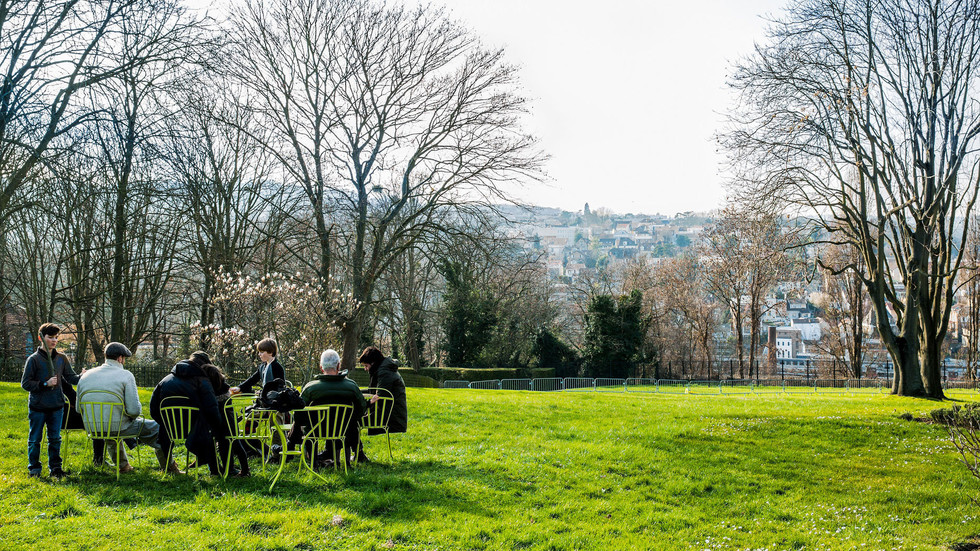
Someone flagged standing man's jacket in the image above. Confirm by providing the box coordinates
[76,359,142,433]
[21,347,81,412]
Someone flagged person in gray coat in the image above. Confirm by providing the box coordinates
[77,342,173,473]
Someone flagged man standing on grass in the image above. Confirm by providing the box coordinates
[20,323,84,478]
[77,342,174,473]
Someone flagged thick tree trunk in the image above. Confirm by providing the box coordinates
[340,318,362,372]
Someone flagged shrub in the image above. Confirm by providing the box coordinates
[930,403,980,482]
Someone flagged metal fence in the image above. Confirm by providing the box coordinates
[440,377,980,394]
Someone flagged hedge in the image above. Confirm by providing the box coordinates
[346,368,440,389]
[418,367,555,382]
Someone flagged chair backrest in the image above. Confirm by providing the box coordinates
[301,405,354,440]
[78,389,126,438]
[361,395,395,431]
[159,397,200,442]
[223,395,257,437]
[363,387,394,399]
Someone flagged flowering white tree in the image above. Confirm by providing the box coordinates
[193,270,358,383]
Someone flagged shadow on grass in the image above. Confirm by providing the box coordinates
[60,455,502,521]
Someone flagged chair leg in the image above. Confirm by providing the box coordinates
[223,441,234,480]
[115,440,122,481]
[269,448,289,491]
[340,438,347,475]
[386,431,392,461]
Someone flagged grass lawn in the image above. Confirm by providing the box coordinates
[0,381,977,550]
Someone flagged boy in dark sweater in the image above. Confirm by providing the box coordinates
[21,323,84,478]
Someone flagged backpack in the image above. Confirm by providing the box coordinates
[258,378,306,413]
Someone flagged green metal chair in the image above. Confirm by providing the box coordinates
[242,405,280,476]
[269,404,354,491]
[158,396,203,477]
[358,387,395,462]
[221,395,261,479]
[77,390,127,480]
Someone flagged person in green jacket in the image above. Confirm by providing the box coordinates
[286,349,377,467]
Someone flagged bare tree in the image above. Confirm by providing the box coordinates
[959,218,980,381]
[726,0,980,398]
[655,253,720,375]
[700,206,751,376]
[166,84,283,342]
[812,243,873,379]
[227,0,544,369]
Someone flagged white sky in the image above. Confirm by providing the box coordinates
[193,0,789,216]
[425,0,788,216]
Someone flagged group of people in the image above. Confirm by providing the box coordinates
[20,323,407,479]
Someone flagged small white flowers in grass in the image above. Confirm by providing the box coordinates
[331,514,343,527]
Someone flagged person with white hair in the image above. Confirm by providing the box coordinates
[283,349,377,467]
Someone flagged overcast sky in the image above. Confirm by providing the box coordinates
[196,0,789,216]
[418,0,789,216]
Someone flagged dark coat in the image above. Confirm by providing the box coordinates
[239,358,285,394]
[368,357,407,434]
[21,347,81,412]
[149,360,223,455]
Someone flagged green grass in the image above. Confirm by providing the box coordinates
[0,382,977,550]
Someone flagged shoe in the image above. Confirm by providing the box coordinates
[356,453,371,464]
[166,462,185,475]
[314,458,335,470]
[28,471,41,478]
[50,469,70,478]
[231,470,251,478]
[119,464,135,474]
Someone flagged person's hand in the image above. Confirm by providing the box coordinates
[369,394,379,404]
[46,376,58,387]
[80,368,87,376]
[230,387,241,395]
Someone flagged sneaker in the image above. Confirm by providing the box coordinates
[50,468,70,478]
[28,471,41,478]
[231,470,251,478]
[119,464,135,474]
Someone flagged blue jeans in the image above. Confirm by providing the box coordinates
[28,408,64,474]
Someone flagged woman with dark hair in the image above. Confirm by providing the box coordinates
[357,346,407,462]
[202,363,250,478]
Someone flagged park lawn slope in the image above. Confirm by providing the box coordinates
[0,382,976,550]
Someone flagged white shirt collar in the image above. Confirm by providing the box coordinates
[105,359,124,369]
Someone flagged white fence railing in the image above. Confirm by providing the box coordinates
[441,377,980,394]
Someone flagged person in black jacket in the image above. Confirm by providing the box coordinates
[150,351,224,475]
[231,338,285,395]
[357,346,407,463]
[21,323,85,478]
